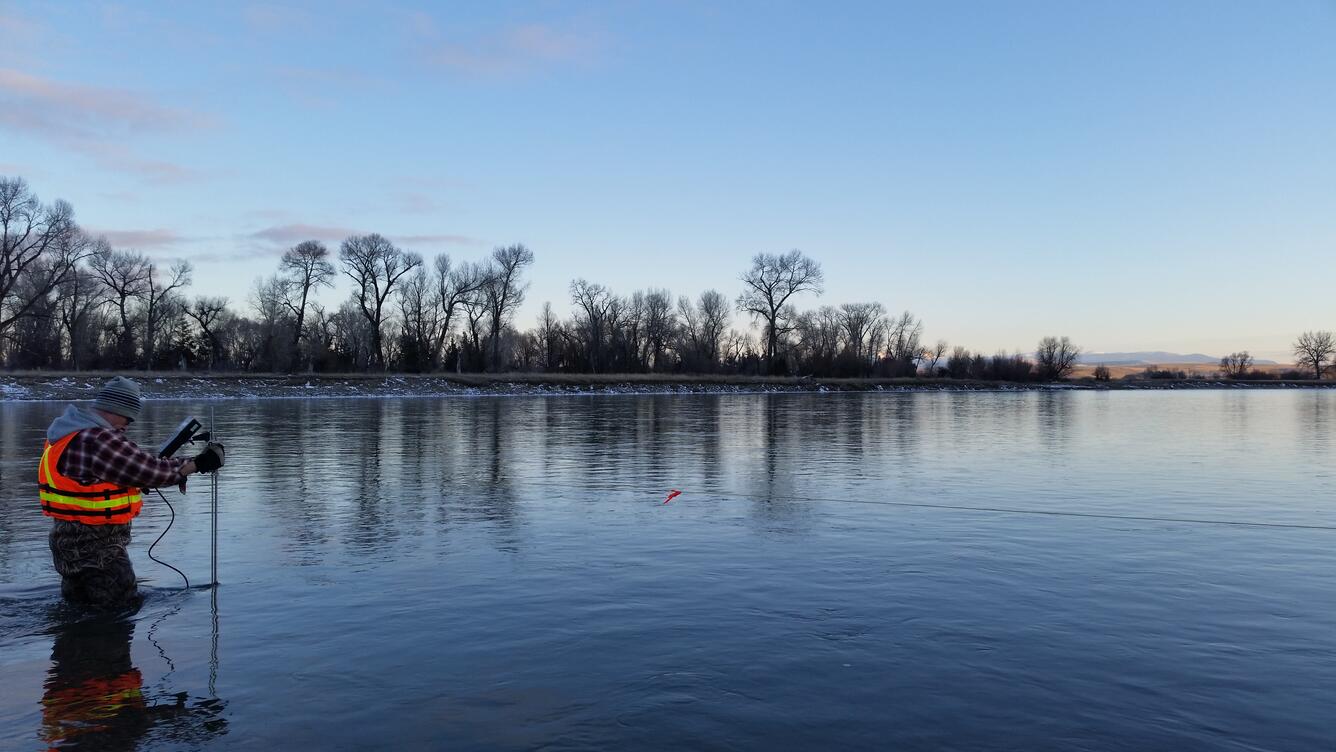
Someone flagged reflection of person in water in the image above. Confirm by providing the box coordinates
[40,613,226,750]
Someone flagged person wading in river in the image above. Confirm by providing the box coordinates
[38,377,226,607]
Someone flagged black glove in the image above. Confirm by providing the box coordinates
[193,442,225,473]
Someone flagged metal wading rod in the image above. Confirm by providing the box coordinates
[209,585,219,696]
[210,404,218,588]
[208,405,221,697]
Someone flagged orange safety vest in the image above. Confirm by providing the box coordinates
[38,432,143,525]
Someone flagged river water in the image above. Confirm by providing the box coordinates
[1,391,1334,750]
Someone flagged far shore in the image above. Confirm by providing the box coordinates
[2,370,1333,402]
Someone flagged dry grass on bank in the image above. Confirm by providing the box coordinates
[2,370,949,388]
[3,368,1327,390]
[1068,362,1301,380]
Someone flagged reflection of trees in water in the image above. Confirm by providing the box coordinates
[180,391,1267,558]
[450,399,521,550]
[1297,392,1332,454]
[254,400,335,566]
[635,396,672,490]
[0,403,30,574]
[257,399,414,557]
[531,394,727,500]
[546,397,644,486]
[288,400,332,560]
[756,396,800,522]
[1035,392,1076,452]
[738,394,935,528]
[695,396,724,491]
[347,400,400,553]
[40,609,226,750]
[1220,391,1253,443]
[866,395,922,490]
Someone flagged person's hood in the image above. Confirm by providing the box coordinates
[46,404,114,443]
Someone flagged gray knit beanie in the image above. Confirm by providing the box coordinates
[93,376,142,421]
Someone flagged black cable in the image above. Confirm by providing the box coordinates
[147,599,182,675]
[150,488,190,589]
[745,492,1336,531]
[520,479,1336,532]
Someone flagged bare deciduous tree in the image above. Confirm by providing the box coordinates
[279,240,335,370]
[1293,331,1335,380]
[432,255,489,367]
[460,286,489,371]
[1219,351,1254,379]
[303,302,334,368]
[570,278,615,373]
[56,245,109,370]
[721,328,756,367]
[620,291,647,370]
[697,290,730,365]
[1036,335,1082,381]
[483,244,534,371]
[793,306,841,372]
[839,302,886,367]
[641,289,675,371]
[884,311,923,364]
[251,275,295,371]
[536,301,563,371]
[0,177,88,337]
[88,245,150,366]
[186,295,229,369]
[396,267,442,372]
[737,250,823,373]
[923,339,949,376]
[677,289,731,371]
[4,256,62,367]
[140,260,192,369]
[330,299,373,370]
[339,233,422,370]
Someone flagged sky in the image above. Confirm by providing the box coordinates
[2,0,1333,361]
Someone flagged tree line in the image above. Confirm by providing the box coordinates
[3,176,1328,381]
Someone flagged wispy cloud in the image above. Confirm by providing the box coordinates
[242,3,318,34]
[74,143,205,184]
[0,67,210,138]
[97,190,139,203]
[85,227,188,248]
[248,223,482,250]
[398,192,446,214]
[251,223,359,246]
[97,4,225,51]
[186,247,287,263]
[0,10,38,36]
[390,174,474,192]
[0,67,212,183]
[271,65,388,109]
[0,10,44,65]
[244,208,295,223]
[424,22,602,77]
[395,233,482,247]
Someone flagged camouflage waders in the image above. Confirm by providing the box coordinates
[49,520,139,608]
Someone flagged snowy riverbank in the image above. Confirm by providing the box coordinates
[2,372,1332,402]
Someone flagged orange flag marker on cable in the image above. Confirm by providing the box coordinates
[662,489,681,504]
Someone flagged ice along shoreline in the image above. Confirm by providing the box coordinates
[2,372,1333,402]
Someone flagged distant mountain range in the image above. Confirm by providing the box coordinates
[1077,351,1278,366]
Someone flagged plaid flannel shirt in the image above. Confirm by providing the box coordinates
[56,428,186,490]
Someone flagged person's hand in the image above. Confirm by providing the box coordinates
[193,442,226,473]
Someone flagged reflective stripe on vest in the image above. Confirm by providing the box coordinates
[38,432,142,525]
